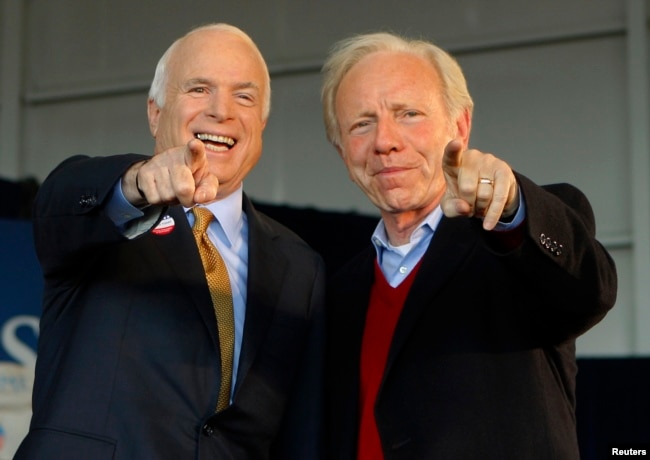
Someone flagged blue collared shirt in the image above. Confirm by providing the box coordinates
[106,182,248,402]
[372,193,526,287]
[371,208,442,288]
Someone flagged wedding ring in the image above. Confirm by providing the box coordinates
[479,178,494,185]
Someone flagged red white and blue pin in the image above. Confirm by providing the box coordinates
[152,215,175,236]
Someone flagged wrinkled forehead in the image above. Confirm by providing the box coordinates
[337,51,442,105]
[348,50,440,83]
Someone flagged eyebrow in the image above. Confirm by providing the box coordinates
[185,78,260,93]
[234,81,260,92]
[355,102,410,118]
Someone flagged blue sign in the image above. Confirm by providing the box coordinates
[0,219,41,365]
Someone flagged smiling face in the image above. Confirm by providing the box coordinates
[334,51,469,218]
[147,28,269,198]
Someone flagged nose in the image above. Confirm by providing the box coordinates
[374,117,403,154]
[206,91,233,121]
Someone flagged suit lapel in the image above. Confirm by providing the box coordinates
[328,246,376,457]
[147,200,290,396]
[148,206,221,349]
[384,217,478,375]
[234,197,288,391]
[339,247,376,360]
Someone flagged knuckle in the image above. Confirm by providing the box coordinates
[458,182,475,196]
[175,182,194,197]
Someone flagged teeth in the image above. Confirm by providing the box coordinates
[196,133,235,146]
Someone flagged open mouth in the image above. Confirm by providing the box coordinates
[195,133,236,152]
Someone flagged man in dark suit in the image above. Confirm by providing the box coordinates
[321,32,617,459]
[16,23,325,460]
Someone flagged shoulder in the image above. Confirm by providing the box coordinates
[517,173,591,208]
[44,154,149,184]
[258,210,314,248]
[541,182,592,211]
[245,199,323,265]
[329,244,375,289]
[516,173,596,226]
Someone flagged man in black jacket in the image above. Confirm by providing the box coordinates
[16,23,325,460]
[321,31,616,460]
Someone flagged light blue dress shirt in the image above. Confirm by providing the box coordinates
[106,182,248,402]
[372,193,526,288]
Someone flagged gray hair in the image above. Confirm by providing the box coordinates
[321,32,473,147]
[148,23,271,120]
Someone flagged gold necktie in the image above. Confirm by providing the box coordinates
[191,207,235,412]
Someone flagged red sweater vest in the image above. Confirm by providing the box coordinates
[357,260,422,460]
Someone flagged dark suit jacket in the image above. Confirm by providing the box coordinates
[15,154,326,460]
[326,174,617,460]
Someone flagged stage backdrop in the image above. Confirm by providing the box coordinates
[0,219,40,459]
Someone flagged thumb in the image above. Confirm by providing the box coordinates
[194,173,219,204]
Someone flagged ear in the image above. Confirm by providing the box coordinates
[147,98,161,138]
[335,145,346,160]
[335,145,357,182]
[455,108,472,148]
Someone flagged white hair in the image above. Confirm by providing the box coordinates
[148,23,271,119]
[321,32,473,147]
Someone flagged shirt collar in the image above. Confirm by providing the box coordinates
[371,206,444,255]
[185,184,244,248]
